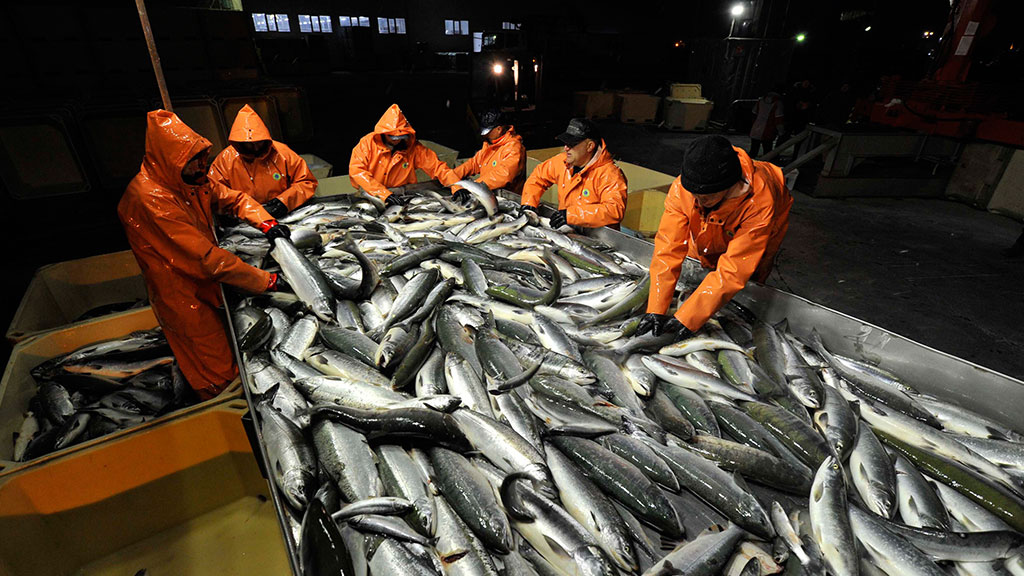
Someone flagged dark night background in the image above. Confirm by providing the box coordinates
[1,0,1022,364]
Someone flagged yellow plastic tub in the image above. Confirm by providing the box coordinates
[0,401,290,576]
[0,307,240,476]
[7,250,148,344]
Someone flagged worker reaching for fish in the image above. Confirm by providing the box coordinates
[349,103,462,208]
[451,109,527,197]
[209,104,318,219]
[118,110,291,400]
[519,118,629,230]
[637,134,793,340]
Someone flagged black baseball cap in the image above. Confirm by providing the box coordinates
[556,118,601,146]
[680,135,742,195]
[479,109,508,135]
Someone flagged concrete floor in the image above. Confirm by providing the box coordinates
[599,120,1024,381]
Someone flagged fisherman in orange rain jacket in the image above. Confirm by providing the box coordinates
[118,110,291,399]
[520,118,628,229]
[209,104,318,218]
[452,109,527,195]
[637,135,793,339]
[348,104,461,207]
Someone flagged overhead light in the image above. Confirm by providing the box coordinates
[795,33,807,43]
[864,26,872,32]
[730,3,745,17]
[492,63,504,75]
[923,30,934,38]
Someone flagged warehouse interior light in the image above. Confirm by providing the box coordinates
[795,33,807,43]
[492,63,504,75]
[864,26,872,32]
[730,4,745,17]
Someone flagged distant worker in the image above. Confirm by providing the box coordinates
[119,110,291,400]
[210,104,318,218]
[637,135,793,339]
[520,118,628,229]
[452,109,527,195]
[749,86,785,158]
[349,104,461,207]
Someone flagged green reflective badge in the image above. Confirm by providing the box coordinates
[273,173,282,181]
[582,189,590,197]
[491,160,498,167]
[402,162,409,169]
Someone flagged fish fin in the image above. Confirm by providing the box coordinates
[252,383,281,405]
[732,470,754,493]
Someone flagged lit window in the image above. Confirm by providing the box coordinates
[473,31,482,52]
[339,16,351,27]
[275,14,290,32]
[298,14,312,33]
[312,17,320,32]
[502,22,522,30]
[320,16,332,32]
[359,16,370,27]
[378,17,405,34]
[252,13,268,32]
[445,19,470,35]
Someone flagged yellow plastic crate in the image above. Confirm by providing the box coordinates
[669,83,702,99]
[663,98,715,131]
[623,187,671,237]
[0,401,289,576]
[7,250,148,344]
[572,91,616,119]
[0,307,241,476]
[617,93,660,124]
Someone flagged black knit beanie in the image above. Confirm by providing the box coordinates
[680,135,742,195]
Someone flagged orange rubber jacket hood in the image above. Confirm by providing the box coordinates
[521,141,628,228]
[453,126,526,194]
[647,147,793,331]
[210,105,318,211]
[348,104,459,200]
[118,110,272,398]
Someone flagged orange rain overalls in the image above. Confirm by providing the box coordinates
[647,147,793,332]
[118,110,274,399]
[520,141,628,229]
[348,104,460,202]
[209,104,318,212]
[452,126,527,194]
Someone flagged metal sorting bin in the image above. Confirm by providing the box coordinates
[0,307,242,477]
[7,250,148,344]
[0,400,291,576]
[228,202,1024,573]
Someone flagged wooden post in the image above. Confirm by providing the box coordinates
[135,0,172,112]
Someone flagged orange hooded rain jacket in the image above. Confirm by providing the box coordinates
[348,104,459,201]
[210,105,318,212]
[521,141,628,229]
[452,126,527,194]
[118,110,273,399]
[647,147,793,331]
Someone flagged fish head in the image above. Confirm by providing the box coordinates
[282,469,317,511]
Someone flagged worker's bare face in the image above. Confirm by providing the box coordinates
[234,140,272,162]
[181,151,210,185]
[484,126,504,143]
[565,139,595,168]
[694,189,729,208]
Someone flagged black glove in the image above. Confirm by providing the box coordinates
[262,198,288,219]
[661,317,694,340]
[519,204,537,217]
[267,273,290,292]
[384,194,407,208]
[549,209,568,229]
[635,313,667,337]
[264,223,291,242]
[451,188,472,205]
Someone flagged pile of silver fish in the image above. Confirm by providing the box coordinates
[223,182,1024,576]
[13,328,192,462]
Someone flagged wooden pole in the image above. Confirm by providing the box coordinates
[135,0,172,112]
